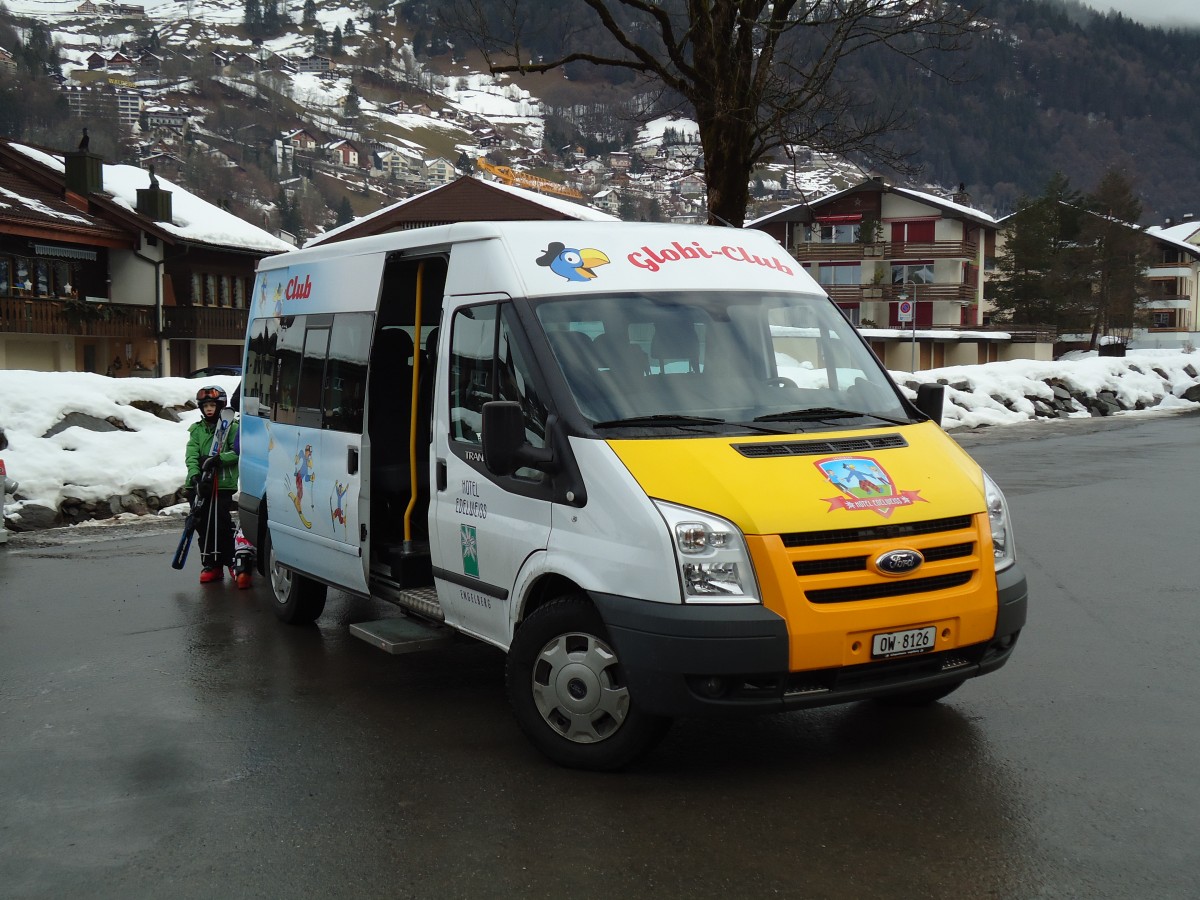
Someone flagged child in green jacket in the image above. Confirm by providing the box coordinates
[185,385,245,585]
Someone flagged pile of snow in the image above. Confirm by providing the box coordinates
[1,353,1198,530]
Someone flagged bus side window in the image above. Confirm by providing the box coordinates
[322,312,372,433]
[296,323,330,429]
[274,316,304,424]
[244,316,279,416]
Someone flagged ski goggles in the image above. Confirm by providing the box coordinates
[197,387,224,401]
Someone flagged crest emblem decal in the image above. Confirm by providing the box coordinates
[815,456,928,520]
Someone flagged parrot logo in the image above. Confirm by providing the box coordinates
[536,242,610,282]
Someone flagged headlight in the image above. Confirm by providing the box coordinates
[983,471,1016,572]
[653,500,761,604]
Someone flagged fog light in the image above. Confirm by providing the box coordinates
[690,676,728,698]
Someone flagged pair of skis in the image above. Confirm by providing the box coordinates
[171,410,232,570]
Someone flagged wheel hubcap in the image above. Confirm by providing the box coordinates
[531,632,629,744]
[269,547,292,604]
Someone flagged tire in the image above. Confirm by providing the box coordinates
[264,528,327,625]
[505,594,670,771]
[874,680,964,707]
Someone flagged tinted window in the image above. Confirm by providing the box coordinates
[323,313,372,432]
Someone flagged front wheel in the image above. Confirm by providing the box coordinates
[264,528,327,625]
[505,594,670,770]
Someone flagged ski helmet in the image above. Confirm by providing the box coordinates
[196,385,227,420]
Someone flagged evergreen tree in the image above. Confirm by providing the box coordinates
[336,195,354,226]
[1080,169,1152,347]
[344,18,356,37]
[302,0,316,25]
[243,0,263,35]
[313,25,328,54]
[342,84,360,119]
[989,173,1093,332]
[263,0,280,35]
[331,25,343,56]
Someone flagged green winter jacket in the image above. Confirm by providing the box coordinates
[186,417,240,492]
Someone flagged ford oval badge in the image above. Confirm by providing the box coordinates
[874,548,924,577]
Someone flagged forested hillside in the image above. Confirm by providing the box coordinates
[0,0,1197,224]
[909,0,1200,220]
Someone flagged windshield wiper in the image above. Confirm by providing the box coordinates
[753,407,909,425]
[592,414,727,429]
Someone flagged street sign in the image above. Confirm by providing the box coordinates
[897,300,913,323]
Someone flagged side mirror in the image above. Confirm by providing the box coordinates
[482,401,554,476]
[915,383,945,425]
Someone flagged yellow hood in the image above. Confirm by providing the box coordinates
[606,422,986,535]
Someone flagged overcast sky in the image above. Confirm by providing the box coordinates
[1078,0,1200,28]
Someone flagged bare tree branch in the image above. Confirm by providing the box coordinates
[443,0,984,225]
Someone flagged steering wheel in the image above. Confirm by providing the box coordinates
[765,376,797,388]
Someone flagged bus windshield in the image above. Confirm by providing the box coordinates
[532,290,912,434]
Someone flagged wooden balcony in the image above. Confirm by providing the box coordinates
[0,296,156,339]
[825,283,978,303]
[791,240,979,263]
[161,305,249,341]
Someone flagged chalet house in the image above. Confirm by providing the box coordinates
[0,46,15,73]
[136,50,165,71]
[747,177,1038,369]
[410,103,433,117]
[108,3,145,17]
[672,172,706,197]
[142,105,187,130]
[229,52,260,72]
[75,0,100,13]
[608,151,631,171]
[325,139,361,169]
[472,127,499,148]
[106,51,135,70]
[281,128,318,152]
[590,187,620,216]
[422,157,455,186]
[86,52,108,70]
[0,136,291,376]
[296,55,333,73]
[1083,217,1200,352]
[373,148,421,182]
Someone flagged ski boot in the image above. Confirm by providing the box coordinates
[233,530,256,590]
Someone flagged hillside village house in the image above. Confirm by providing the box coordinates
[1127,219,1200,350]
[0,137,290,376]
[747,178,1058,369]
[422,157,456,186]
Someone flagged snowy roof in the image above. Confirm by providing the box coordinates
[746,179,999,229]
[306,176,617,248]
[1146,220,1200,253]
[8,142,291,254]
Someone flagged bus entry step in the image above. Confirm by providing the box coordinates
[350,617,456,655]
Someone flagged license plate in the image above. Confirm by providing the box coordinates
[872,626,936,658]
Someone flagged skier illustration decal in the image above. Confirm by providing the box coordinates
[289,438,315,528]
[815,456,928,520]
[330,479,350,535]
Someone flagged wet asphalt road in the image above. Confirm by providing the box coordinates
[2,408,1199,899]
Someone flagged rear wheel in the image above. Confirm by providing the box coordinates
[264,529,327,625]
[505,594,670,770]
